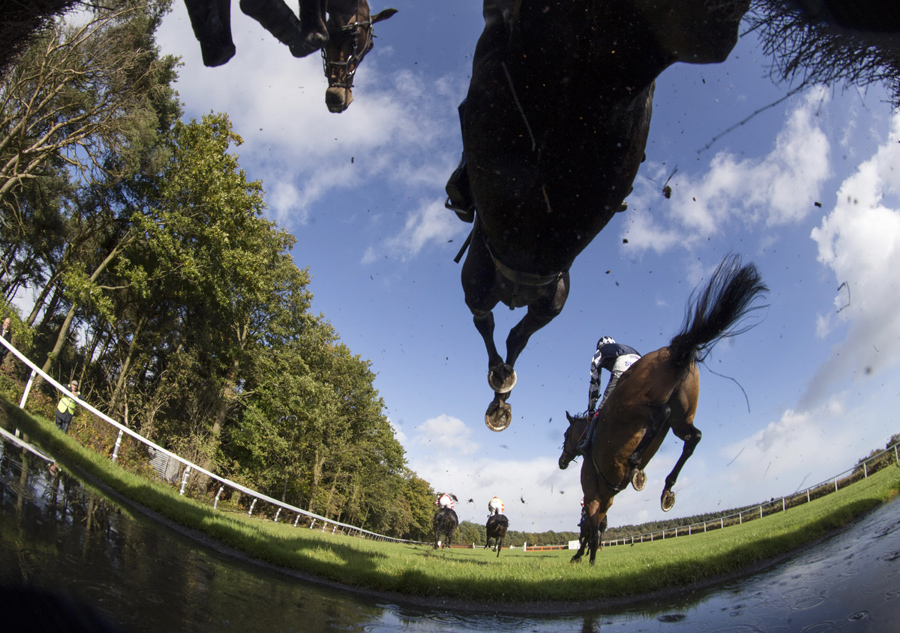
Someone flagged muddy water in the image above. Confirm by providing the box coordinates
[1,435,898,632]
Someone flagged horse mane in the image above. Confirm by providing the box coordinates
[668,254,769,370]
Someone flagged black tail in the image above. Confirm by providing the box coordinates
[668,255,768,371]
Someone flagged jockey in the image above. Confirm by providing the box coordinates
[487,496,504,515]
[436,492,456,509]
[578,336,641,456]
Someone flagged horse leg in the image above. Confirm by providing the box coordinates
[239,0,302,43]
[627,404,670,491]
[292,0,329,57]
[588,504,612,566]
[184,0,236,66]
[660,427,702,512]
[504,273,569,370]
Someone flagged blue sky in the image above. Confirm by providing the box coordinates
[155,1,900,533]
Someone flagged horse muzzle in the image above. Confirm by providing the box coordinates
[325,86,353,113]
[558,454,571,470]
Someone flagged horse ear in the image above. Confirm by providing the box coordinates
[566,412,575,425]
[372,8,398,23]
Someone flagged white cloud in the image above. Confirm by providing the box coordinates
[625,87,832,252]
[805,111,900,407]
[412,414,478,454]
[377,198,466,261]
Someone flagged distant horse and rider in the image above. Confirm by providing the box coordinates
[447,0,751,431]
[484,496,508,557]
[184,0,397,111]
[433,492,459,549]
[558,255,768,564]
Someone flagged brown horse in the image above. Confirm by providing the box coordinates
[184,0,396,111]
[455,0,750,431]
[558,255,767,564]
[484,510,509,557]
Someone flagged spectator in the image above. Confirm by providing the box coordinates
[0,317,11,364]
[55,381,80,433]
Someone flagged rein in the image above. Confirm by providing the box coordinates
[575,415,628,494]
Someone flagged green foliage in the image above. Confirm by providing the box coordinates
[0,4,422,537]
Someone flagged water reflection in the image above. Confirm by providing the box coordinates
[1,433,899,632]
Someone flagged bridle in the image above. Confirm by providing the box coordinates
[320,5,375,90]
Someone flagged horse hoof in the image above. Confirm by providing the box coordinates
[488,364,517,393]
[485,401,511,432]
[569,555,581,564]
[661,489,676,512]
[631,468,647,491]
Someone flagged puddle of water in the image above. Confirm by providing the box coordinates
[2,434,899,632]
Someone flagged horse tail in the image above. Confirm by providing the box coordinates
[668,254,768,372]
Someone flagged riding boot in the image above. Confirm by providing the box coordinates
[576,413,597,456]
[445,155,475,222]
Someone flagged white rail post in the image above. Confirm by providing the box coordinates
[759,506,763,519]
[111,429,125,463]
[19,369,37,409]
[834,477,839,492]
[248,498,258,516]
[782,497,786,512]
[214,486,225,509]
[179,466,192,495]
[274,508,282,522]
[309,519,316,529]
[294,514,301,527]
[863,462,868,478]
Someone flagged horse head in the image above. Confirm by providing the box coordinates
[321,4,397,113]
[559,412,588,470]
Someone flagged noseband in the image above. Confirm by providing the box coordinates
[321,15,375,89]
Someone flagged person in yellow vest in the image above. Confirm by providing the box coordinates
[55,380,79,433]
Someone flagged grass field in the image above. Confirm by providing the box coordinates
[3,396,899,605]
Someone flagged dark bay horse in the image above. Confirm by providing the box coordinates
[456,0,750,431]
[184,0,396,111]
[484,510,508,557]
[558,255,767,564]
[433,507,459,549]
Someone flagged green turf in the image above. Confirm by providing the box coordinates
[3,397,898,604]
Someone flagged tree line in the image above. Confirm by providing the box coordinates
[0,0,436,541]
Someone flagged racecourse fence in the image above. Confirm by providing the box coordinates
[595,437,900,549]
[0,335,423,545]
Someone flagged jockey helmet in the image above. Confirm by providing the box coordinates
[596,336,615,349]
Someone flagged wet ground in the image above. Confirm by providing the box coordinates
[1,433,898,632]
